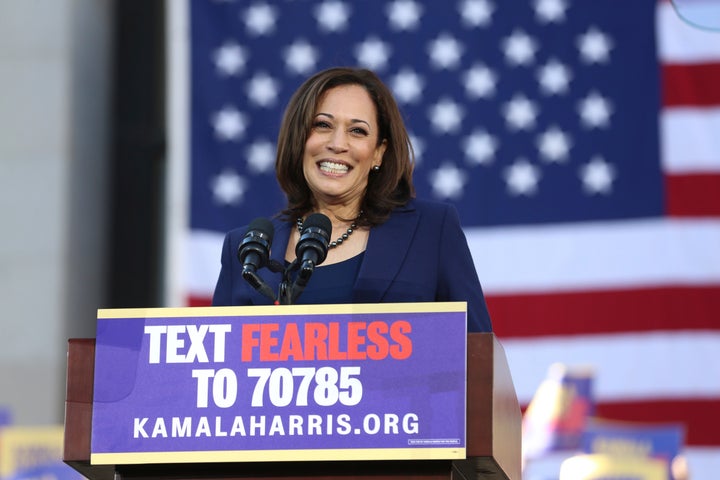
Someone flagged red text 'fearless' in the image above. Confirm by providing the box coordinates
[240,321,412,362]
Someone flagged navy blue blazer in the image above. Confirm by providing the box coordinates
[212,199,492,332]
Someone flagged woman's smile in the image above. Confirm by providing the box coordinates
[317,159,351,176]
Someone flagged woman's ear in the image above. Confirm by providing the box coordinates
[374,139,387,167]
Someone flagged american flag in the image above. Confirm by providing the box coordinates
[166,0,720,476]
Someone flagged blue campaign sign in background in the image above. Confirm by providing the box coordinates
[90,303,467,464]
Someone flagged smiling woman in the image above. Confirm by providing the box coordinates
[275,68,414,231]
[212,67,493,333]
[300,84,386,228]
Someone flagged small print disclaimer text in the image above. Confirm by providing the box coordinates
[408,438,461,446]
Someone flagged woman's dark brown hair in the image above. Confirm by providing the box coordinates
[275,67,415,227]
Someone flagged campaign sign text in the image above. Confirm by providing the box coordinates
[90,303,467,464]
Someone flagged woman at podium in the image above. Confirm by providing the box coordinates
[212,67,492,333]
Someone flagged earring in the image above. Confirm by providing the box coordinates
[372,165,380,171]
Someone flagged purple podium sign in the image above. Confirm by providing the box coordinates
[91,303,467,464]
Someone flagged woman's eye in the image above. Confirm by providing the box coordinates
[313,120,331,129]
[350,127,369,136]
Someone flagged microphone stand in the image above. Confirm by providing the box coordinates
[277,258,316,305]
[240,256,312,306]
[278,259,298,305]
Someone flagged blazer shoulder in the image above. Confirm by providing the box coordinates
[403,198,459,224]
[407,198,455,213]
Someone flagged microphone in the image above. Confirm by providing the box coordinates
[237,218,277,302]
[238,218,274,273]
[289,213,331,303]
[296,213,331,273]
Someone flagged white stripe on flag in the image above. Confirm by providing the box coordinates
[188,219,720,297]
[186,230,224,297]
[466,219,720,294]
[501,331,720,404]
[684,447,720,479]
[657,2,720,63]
[661,108,720,173]
[524,448,720,480]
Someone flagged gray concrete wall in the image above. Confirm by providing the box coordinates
[0,0,112,425]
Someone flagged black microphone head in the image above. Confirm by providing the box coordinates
[238,217,274,270]
[303,213,332,236]
[247,217,275,243]
[296,213,331,266]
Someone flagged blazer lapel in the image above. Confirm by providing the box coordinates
[269,219,292,266]
[353,202,419,303]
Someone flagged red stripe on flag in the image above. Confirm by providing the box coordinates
[188,295,213,307]
[663,63,720,107]
[192,287,720,338]
[488,286,720,338]
[666,173,720,216]
[595,399,720,446]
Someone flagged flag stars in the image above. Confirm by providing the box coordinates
[204,4,629,213]
[213,42,247,76]
[578,91,613,128]
[502,29,539,67]
[246,140,276,174]
[243,3,278,36]
[537,59,572,95]
[534,0,568,23]
[463,64,498,99]
[463,130,498,166]
[537,126,572,163]
[211,169,248,205]
[502,94,539,131]
[428,33,464,70]
[355,37,392,71]
[429,97,465,134]
[314,0,351,32]
[458,0,494,28]
[386,0,423,31]
[390,68,425,104]
[580,156,616,194]
[429,163,468,199]
[246,72,280,107]
[284,39,319,75]
[212,106,247,141]
[409,133,426,164]
[504,159,541,196]
[577,26,613,64]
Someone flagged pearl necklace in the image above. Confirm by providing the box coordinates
[296,212,362,249]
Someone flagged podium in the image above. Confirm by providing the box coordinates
[64,332,521,480]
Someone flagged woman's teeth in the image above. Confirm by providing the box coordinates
[319,161,349,174]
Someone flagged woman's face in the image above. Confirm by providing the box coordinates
[302,84,386,210]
